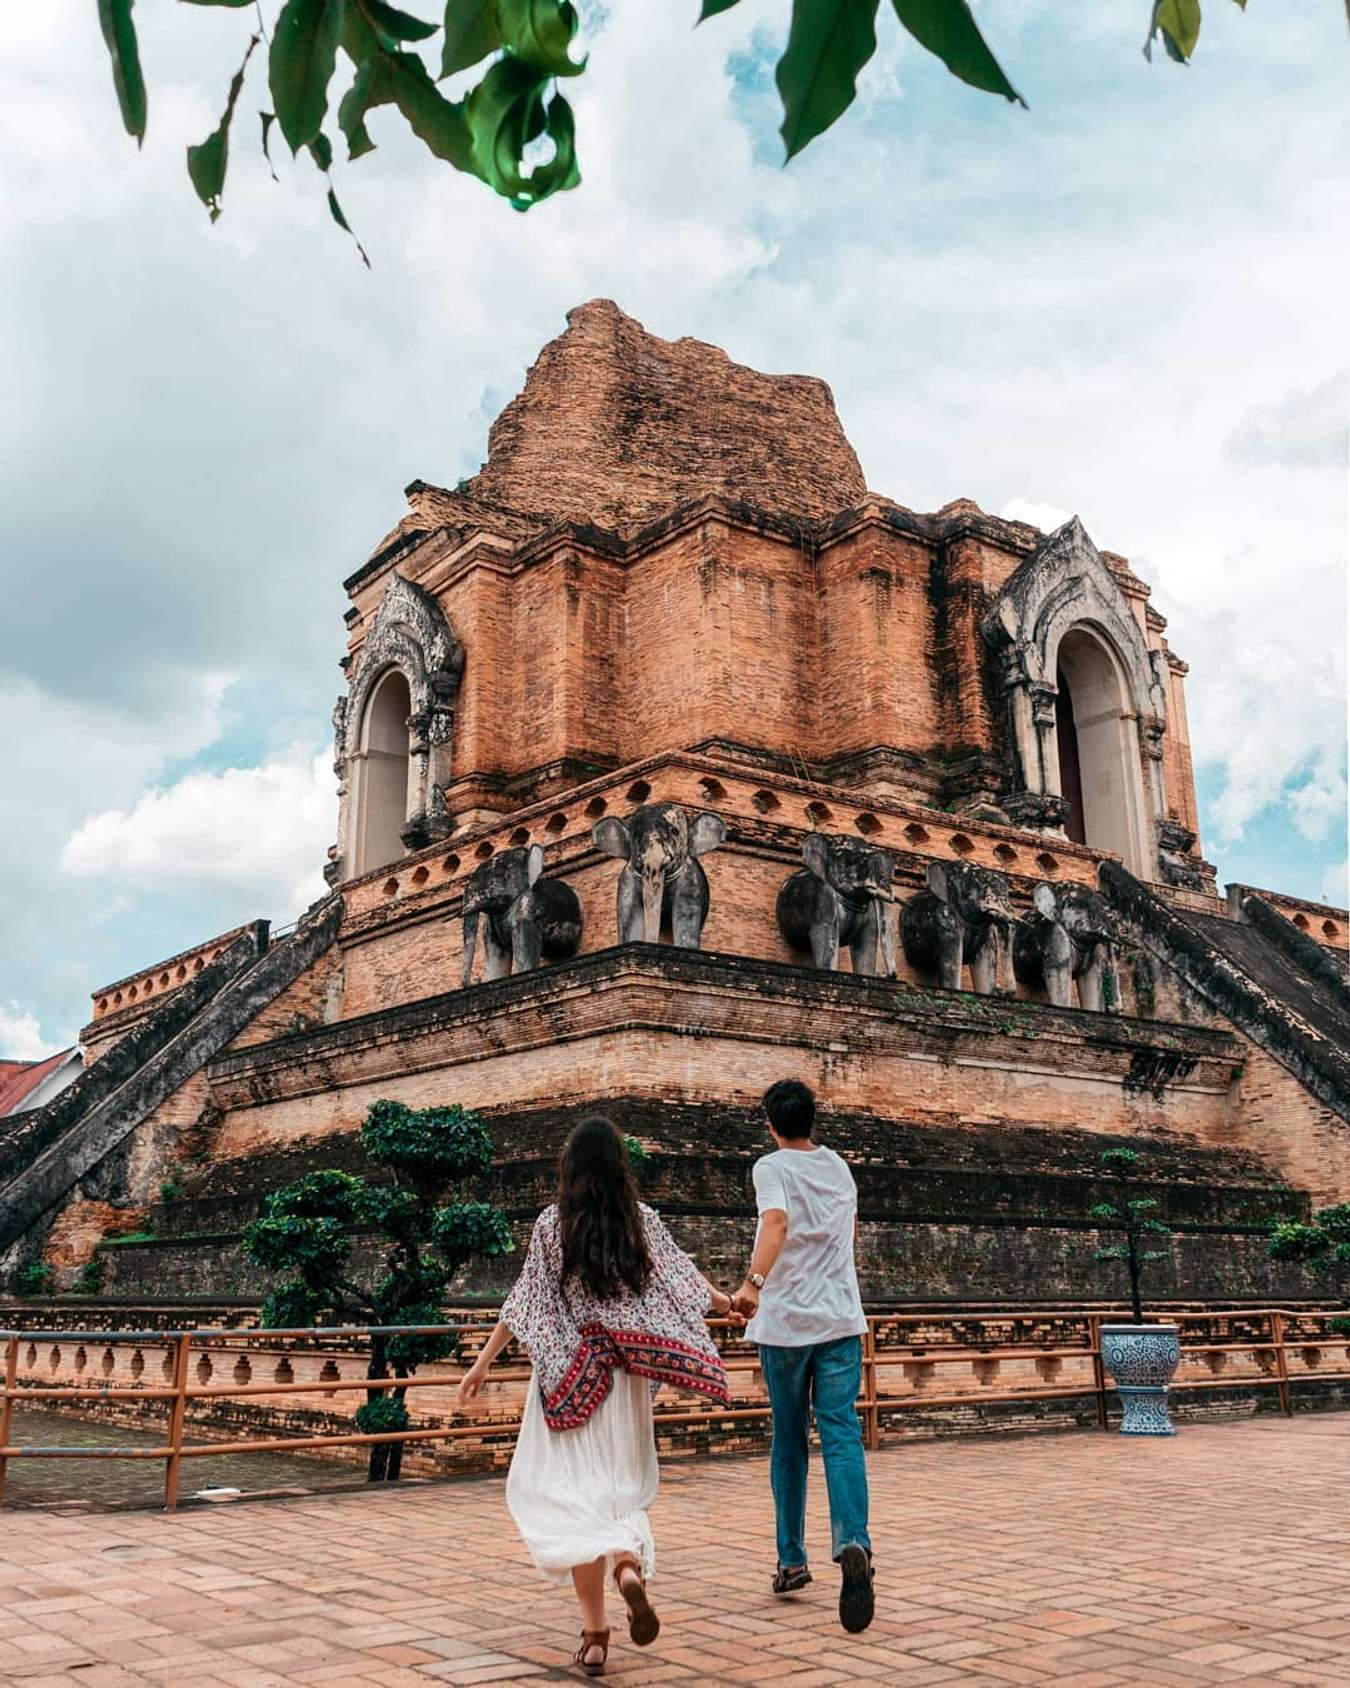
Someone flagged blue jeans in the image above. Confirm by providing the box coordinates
[759,1335,871,1568]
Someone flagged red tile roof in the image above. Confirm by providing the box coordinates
[0,1048,74,1116]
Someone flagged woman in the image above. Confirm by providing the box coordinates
[458,1115,733,1676]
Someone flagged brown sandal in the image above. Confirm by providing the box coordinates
[574,1627,610,1675]
[613,1556,660,1647]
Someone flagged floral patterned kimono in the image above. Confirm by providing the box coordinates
[501,1202,728,1583]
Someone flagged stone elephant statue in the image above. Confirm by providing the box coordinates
[461,844,583,987]
[593,801,726,948]
[776,833,897,976]
[1013,882,1117,1012]
[901,860,1014,996]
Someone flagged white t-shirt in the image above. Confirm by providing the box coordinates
[745,1145,867,1348]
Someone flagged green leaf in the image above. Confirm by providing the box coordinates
[776,0,880,162]
[387,48,474,167]
[362,1099,492,1184]
[699,0,743,16]
[309,129,335,169]
[179,1,258,8]
[465,58,579,208]
[355,1392,410,1433]
[259,1281,327,1327]
[98,0,148,146]
[433,1201,515,1267]
[361,0,439,40]
[497,0,586,77]
[1145,0,1202,63]
[270,0,347,153]
[261,109,281,179]
[1268,1220,1331,1263]
[338,55,391,157]
[891,0,1023,105]
[1314,1203,1350,1239]
[186,36,258,222]
[441,0,501,77]
[328,186,373,267]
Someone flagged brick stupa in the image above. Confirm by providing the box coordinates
[4,302,1347,1319]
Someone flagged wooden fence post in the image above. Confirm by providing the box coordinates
[1271,1311,1293,1417]
[1088,1316,1108,1431]
[163,1333,192,1511]
[862,1320,881,1451]
[0,1335,18,1506]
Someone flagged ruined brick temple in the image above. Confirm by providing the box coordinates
[5,299,1349,1308]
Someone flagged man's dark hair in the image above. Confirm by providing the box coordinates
[763,1079,816,1140]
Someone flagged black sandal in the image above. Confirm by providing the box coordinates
[772,1564,813,1595]
[574,1627,609,1675]
[837,1545,875,1634]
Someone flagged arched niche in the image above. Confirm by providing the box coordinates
[982,517,1169,878]
[326,573,464,886]
[1052,627,1151,877]
[350,668,412,876]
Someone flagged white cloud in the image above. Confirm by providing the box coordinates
[1153,548,1346,852]
[999,497,1074,533]
[0,1002,61,1062]
[1227,371,1349,472]
[60,746,333,920]
[0,0,1346,1033]
[1323,860,1349,910]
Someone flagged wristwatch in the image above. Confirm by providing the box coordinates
[747,1272,766,1289]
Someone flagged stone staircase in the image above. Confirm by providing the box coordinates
[0,896,344,1258]
[1102,863,1350,1126]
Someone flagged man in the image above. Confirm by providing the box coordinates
[731,1078,874,1634]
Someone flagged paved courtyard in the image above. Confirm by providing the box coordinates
[4,1415,1350,1686]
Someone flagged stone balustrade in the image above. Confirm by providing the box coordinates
[85,926,255,1035]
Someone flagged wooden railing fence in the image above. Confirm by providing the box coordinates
[3,1306,1346,1511]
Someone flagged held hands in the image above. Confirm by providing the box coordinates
[729,1280,761,1319]
[710,1287,747,1328]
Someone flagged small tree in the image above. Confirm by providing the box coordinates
[242,1099,513,1481]
[1269,1204,1350,1335]
[1089,1146,1172,1324]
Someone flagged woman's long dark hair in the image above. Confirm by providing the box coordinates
[558,1115,652,1301]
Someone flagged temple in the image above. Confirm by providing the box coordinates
[4,300,1348,1306]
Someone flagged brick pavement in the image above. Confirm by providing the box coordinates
[3,1415,1349,1686]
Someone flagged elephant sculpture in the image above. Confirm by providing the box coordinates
[776,833,897,976]
[593,801,726,948]
[901,860,1014,995]
[461,844,583,986]
[1014,882,1117,1012]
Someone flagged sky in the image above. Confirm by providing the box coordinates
[1,0,1346,1058]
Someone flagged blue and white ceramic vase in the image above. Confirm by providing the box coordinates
[1100,1322,1181,1436]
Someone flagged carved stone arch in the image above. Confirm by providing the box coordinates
[345,574,463,738]
[325,574,464,885]
[982,517,1167,877]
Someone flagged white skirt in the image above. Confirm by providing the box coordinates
[506,1366,659,1585]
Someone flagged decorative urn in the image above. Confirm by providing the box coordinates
[1100,1322,1181,1436]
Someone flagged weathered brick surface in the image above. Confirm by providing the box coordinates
[1236,1043,1350,1205]
[466,298,867,527]
[39,1198,149,1271]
